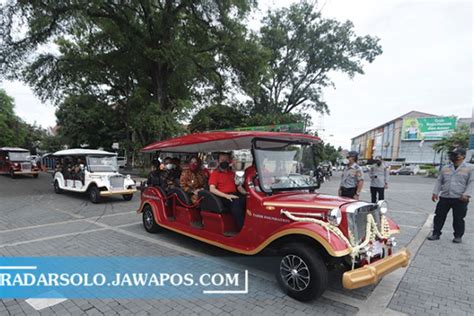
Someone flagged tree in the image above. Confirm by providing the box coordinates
[189,104,246,132]
[239,1,382,117]
[433,124,470,153]
[0,89,27,147]
[55,95,125,149]
[0,0,257,149]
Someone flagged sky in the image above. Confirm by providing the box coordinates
[0,0,472,148]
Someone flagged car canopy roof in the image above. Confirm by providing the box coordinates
[0,147,29,152]
[142,131,320,153]
[53,149,117,156]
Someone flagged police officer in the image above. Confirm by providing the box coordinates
[369,156,388,203]
[428,148,473,243]
[338,151,364,200]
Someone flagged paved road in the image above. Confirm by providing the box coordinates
[0,172,471,315]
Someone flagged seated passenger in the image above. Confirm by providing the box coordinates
[171,157,182,179]
[147,163,161,187]
[180,156,207,204]
[209,152,247,231]
[159,157,180,190]
[243,161,258,192]
[74,158,85,183]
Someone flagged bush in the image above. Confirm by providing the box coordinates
[426,167,439,178]
[419,164,435,170]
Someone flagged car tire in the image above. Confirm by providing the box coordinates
[89,185,101,204]
[33,174,39,178]
[142,204,160,233]
[122,194,133,201]
[410,172,414,176]
[9,169,15,179]
[53,180,63,194]
[276,243,328,302]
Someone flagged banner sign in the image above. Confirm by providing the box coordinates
[402,117,456,141]
[218,123,305,133]
[0,257,253,299]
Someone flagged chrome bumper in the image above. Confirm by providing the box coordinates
[342,248,411,289]
[14,171,40,175]
[100,189,137,196]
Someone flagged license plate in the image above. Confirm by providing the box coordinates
[372,241,383,256]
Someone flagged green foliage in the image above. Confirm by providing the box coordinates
[238,1,382,117]
[426,167,439,178]
[0,0,257,149]
[189,104,246,132]
[0,89,53,153]
[55,95,125,149]
[433,124,469,153]
[0,89,25,147]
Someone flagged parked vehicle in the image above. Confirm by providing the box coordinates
[391,165,420,175]
[137,131,409,301]
[117,156,127,168]
[0,147,40,178]
[52,149,136,203]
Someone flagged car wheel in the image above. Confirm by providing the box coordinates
[276,243,328,302]
[9,170,15,179]
[89,185,101,204]
[410,172,414,176]
[142,204,160,233]
[122,194,133,201]
[53,180,62,194]
[33,173,39,178]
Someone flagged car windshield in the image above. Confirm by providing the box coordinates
[87,156,118,172]
[9,152,30,161]
[254,142,318,192]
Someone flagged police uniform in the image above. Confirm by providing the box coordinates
[369,162,388,203]
[432,160,473,239]
[340,163,364,198]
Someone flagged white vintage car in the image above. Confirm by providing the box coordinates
[52,149,136,203]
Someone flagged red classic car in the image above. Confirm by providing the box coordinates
[137,131,410,301]
[0,147,40,178]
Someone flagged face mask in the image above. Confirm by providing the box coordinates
[165,163,174,170]
[189,162,198,171]
[219,161,230,170]
[342,158,349,165]
[449,154,459,163]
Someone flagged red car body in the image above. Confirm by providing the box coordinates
[137,131,410,301]
[0,147,40,178]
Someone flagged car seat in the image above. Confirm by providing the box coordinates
[167,187,192,207]
[198,190,226,213]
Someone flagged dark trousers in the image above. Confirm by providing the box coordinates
[433,197,469,238]
[370,187,385,203]
[340,187,357,198]
[219,195,246,231]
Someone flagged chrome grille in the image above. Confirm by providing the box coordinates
[347,204,381,245]
[21,163,31,172]
[109,176,124,190]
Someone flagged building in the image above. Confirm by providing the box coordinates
[351,111,467,164]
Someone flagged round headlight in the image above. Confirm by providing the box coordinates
[328,207,342,226]
[377,200,388,214]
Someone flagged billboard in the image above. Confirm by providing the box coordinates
[401,117,456,141]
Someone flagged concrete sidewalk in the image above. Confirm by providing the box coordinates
[388,204,474,315]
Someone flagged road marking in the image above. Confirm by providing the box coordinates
[355,214,433,315]
[398,224,420,229]
[25,291,67,311]
[0,223,139,248]
[0,211,135,234]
